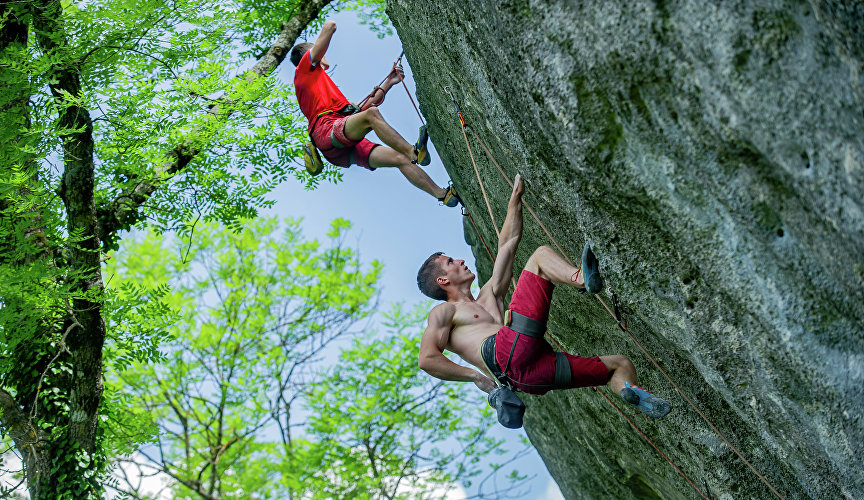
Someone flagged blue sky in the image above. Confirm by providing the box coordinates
[265,9,565,500]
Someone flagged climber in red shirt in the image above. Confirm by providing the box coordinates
[290,20,461,207]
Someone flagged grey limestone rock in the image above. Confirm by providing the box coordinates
[387,0,864,498]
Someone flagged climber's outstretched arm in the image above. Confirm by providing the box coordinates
[486,174,524,298]
[310,20,336,65]
[360,63,405,110]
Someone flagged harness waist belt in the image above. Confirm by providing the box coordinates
[506,310,546,338]
[480,335,507,385]
[481,332,572,391]
[309,104,362,152]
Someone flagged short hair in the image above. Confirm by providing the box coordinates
[290,43,313,67]
[417,252,447,300]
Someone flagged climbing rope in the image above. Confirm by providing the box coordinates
[361,51,426,128]
[594,386,710,499]
[447,94,785,500]
[431,87,707,499]
[459,110,499,236]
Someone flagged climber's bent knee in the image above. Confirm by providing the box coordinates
[524,245,556,276]
[599,354,634,374]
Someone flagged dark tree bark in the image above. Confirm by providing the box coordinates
[0,5,55,498]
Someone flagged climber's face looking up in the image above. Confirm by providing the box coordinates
[436,255,475,288]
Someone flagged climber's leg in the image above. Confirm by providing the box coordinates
[368,146,447,199]
[522,244,603,293]
[524,246,585,288]
[598,355,636,394]
[344,107,418,161]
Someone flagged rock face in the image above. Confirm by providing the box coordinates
[387,1,863,498]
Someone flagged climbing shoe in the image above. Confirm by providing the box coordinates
[413,124,431,166]
[581,242,603,294]
[439,184,462,207]
[303,141,324,176]
[620,382,670,418]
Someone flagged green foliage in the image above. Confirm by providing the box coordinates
[108,216,382,499]
[0,0,396,496]
[108,218,526,499]
[342,0,393,39]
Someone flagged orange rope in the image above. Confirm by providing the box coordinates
[594,387,710,499]
[459,123,499,237]
[360,52,425,128]
[395,60,425,126]
[468,128,568,259]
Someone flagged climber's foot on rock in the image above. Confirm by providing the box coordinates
[581,242,603,294]
[620,382,670,418]
[439,184,462,207]
[413,124,431,166]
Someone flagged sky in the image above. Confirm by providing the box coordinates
[262,9,566,500]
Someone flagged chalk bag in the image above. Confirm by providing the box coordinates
[488,386,526,429]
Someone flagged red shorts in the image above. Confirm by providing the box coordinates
[310,112,379,170]
[495,270,610,395]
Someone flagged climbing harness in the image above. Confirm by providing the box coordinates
[304,103,364,175]
[500,310,573,390]
[445,91,784,500]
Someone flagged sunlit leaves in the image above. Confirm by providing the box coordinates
[107,216,381,499]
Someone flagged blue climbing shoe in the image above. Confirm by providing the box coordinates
[581,243,603,294]
[414,124,431,166]
[439,184,462,207]
[620,382,670,418]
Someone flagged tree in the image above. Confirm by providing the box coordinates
[108,219,527,500]
[0,0,369,496]
[109,216,381,499]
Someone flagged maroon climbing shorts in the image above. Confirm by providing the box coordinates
[311,112,379,170]
[495,270,611,395]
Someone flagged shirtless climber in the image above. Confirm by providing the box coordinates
[416,174,670,427]
[290,20,461,206]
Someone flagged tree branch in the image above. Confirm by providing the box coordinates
[0,387,43,498]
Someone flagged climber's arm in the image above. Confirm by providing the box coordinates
[419,304,497,393]
[360,63,404,110]
[309,20,336,65]
[487,174,524,298]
